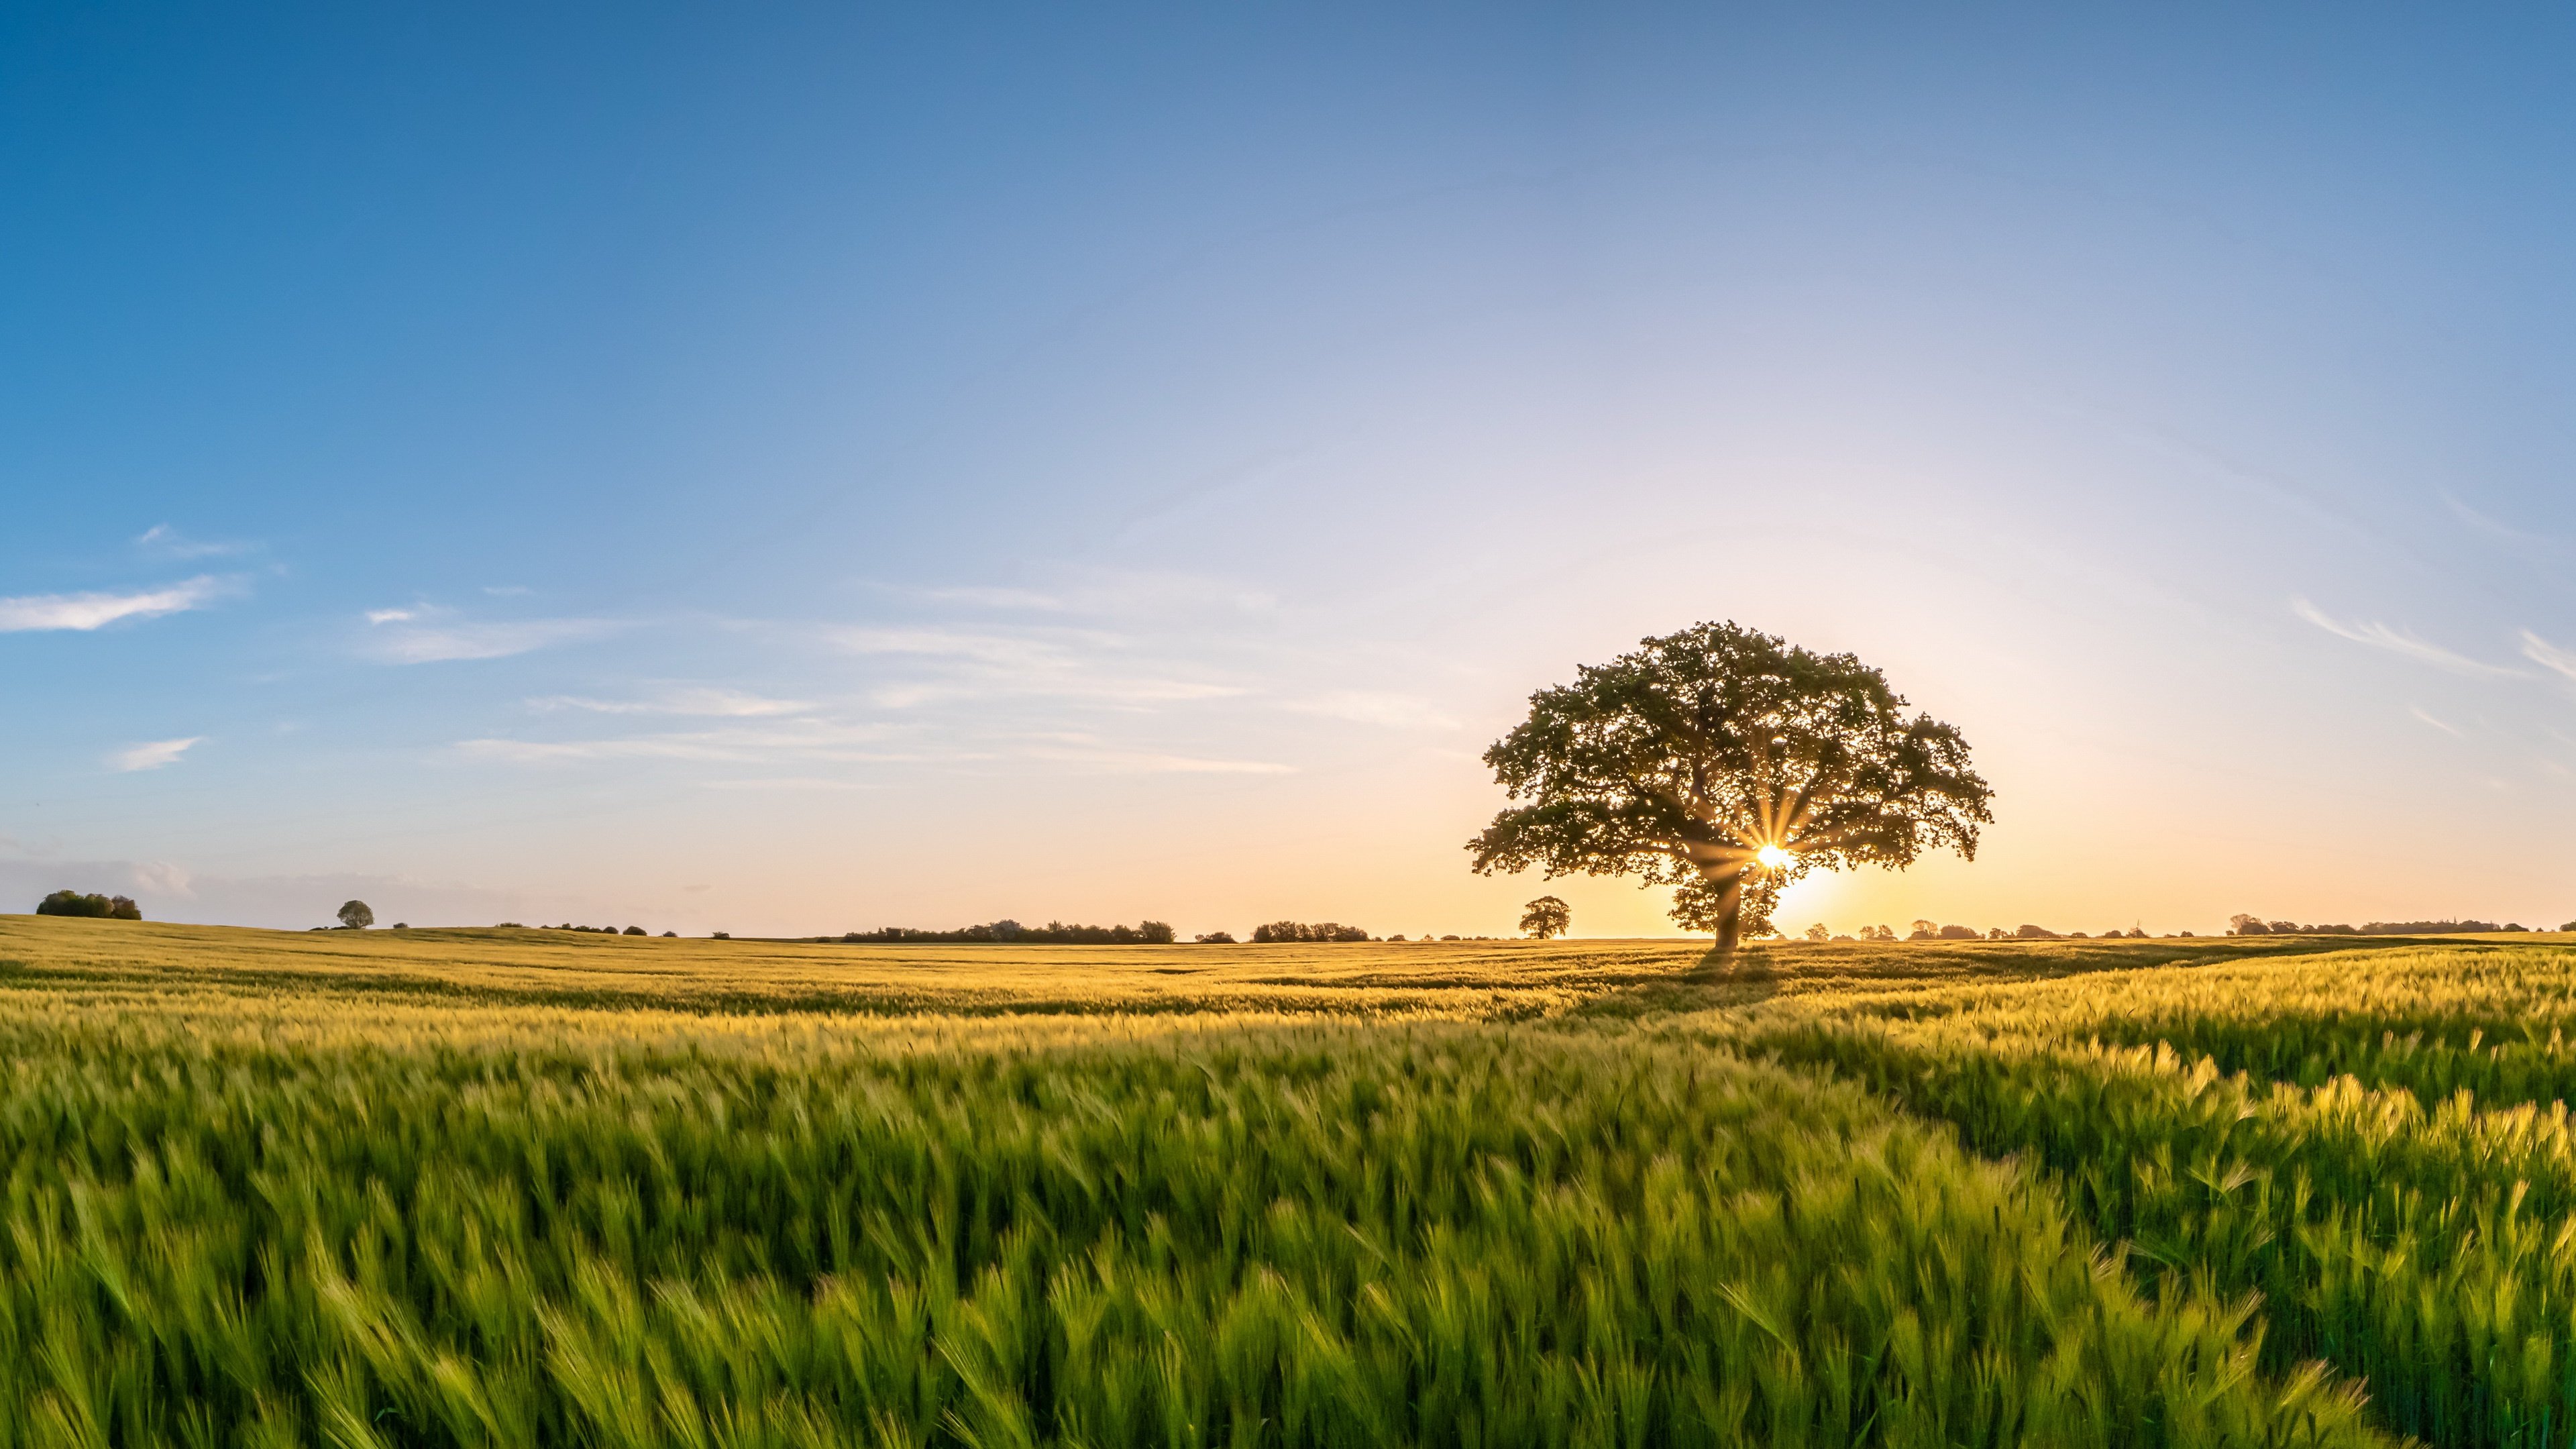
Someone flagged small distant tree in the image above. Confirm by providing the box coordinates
[2015,924,2058,939]
[337,900,374,930]
[1519,896,1571,940]
[1195,930,1237,944]
[1138,920,1177,944]
[1986,926,2010,939]
[623,926,645,936]
[1937,924,1977,940]
[1469,623,1991,951]
[1907,918,1938,941]
[1804,922,1830,942]
[2228,914,2269,936]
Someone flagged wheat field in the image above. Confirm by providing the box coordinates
[3,914,2568,1445]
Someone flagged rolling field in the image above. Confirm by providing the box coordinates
[3,917,2571,1446]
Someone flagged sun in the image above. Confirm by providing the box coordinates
[1755,844,1793,870]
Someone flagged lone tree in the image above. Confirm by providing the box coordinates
[337,900,375,930]
[1519,895,1571,940]
[1468,621,1993,953]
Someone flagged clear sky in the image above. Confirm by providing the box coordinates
[7,5,2575,937]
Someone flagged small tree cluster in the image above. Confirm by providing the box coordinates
[839,920,1177,945]
[35,890,142,920]
[1194,930,1238,944]
[1251,921,1371,943]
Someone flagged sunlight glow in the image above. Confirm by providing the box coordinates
[1756,844,1793,870]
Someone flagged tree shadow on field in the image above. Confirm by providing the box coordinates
[1566,942,1782,1021]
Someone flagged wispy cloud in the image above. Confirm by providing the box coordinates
[130,861,195,897]
[1018,740,1293,774]
[2440,491,2556,548]
[455,718,902,766]
[455,716,1285,777]
[530,688,812,718]
[2523,631,2576,684]
[834,626,1100,669]
[0,576,228,632]
[919,586,1071,612]
[363,608,616,663]
[109,737,202,771]
[1287,690,1460,731]
[2409,706,2465,738]
[833,625,1245,708]
[884,572,1277,619]
[135,525,254,559]
[2292,598,2528,679]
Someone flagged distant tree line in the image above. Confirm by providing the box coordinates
[543,923,677,936]
[2229,913,2543,936]
[34,890,142,920]
[1251,921,1371,943]
[1805,922,2154,942]
[834,919,1177,945]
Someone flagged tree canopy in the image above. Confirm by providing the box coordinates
[1468,621,1992,951]
[35,890,141,920]
[1519,896,1570,940]
[337,900,374,930]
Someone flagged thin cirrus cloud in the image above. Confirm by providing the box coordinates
[133,524,254,559]
[455,718,904,766]
[362,608,617,663]
[0,576,228,632]
[1286,690,1461,731]
[109,737,203,771]
[2290,598,2528,679]
[834,625,1246,706]
[1020,743,1293,775]
[2523,631,2576,684]
[2408,706,2466,739]
[527,688,813,718]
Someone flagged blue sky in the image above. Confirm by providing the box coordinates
[7,4,2575,935]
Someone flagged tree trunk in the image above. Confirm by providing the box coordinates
[1711,867,1744,955]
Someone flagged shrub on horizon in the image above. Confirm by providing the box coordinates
[1252,921,1371,943]
[1194,930,1237,944]
[34,890,140,920]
